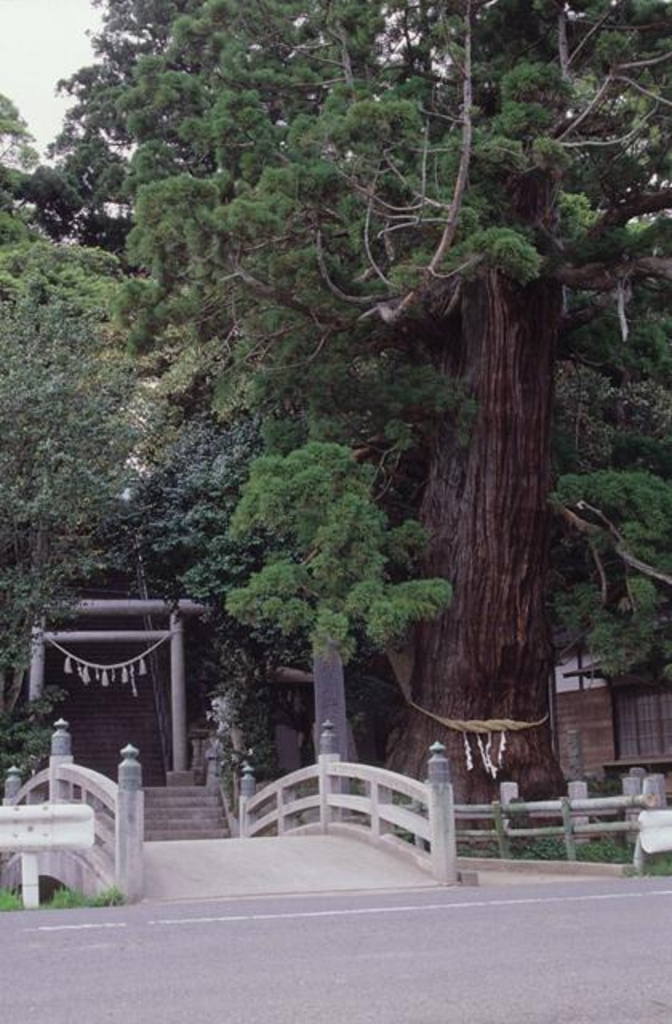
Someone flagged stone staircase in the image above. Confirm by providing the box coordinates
[144,773,229,841]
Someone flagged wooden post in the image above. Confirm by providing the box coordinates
[623,768,646,831]
[568,780,589,841]
[492,800,510,859]
[28,624,45,701]
[561,796,577,860]
[170,612,188,772]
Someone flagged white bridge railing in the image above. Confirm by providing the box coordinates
[239,725,672,876]
[1,720,144,901]
[239,724,458,884]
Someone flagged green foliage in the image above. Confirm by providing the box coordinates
[465,229,541,284]
[0,240,122,311]
[0,690,64,778]
[47,886,125,909]
[54,0,672,768]
[0,890,22,911]
[0,886,125,911]
[553,470,672,676]
[0,301,136,696]
[0,94,38,171]
[227,442,451,657]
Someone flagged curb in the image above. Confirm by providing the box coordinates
[458,856,629,878]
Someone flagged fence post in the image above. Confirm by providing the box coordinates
[49,719,74,802]
[238,762,256,838]
[560,796,577,860]
[567,780,589,841]
[499,781,519,807]
[427,741,457,885]
[115,744,144,903]
[491,801,510,859]
[3,766,22,806]
[643,773,667,809]
[566,728,584,781]
[318,721,341,833]
[622,767,646,830]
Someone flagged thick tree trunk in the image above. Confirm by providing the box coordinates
[388,269,565,801]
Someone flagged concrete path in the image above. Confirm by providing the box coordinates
[143,835,626,901]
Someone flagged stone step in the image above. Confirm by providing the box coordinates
[145,828,230,842]
[144,806,223,823]
[145,793,218,806]
[144,790,220,802]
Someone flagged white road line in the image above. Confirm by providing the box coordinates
[27,922,127,933]
[149,888,672,927]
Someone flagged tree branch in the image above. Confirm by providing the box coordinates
[555,256,672,291]
[561,503,672,589]
[590,189,672,236]
[232,264,339,323]
[428,0,473,274]
[315,230,381,307]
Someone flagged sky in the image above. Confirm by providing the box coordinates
[0,0,103,157]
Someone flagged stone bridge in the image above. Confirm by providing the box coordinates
[1,721,457,902]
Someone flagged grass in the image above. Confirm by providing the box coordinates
[640,853,672,876]
[0,889,23,911]
[0,886,125,911]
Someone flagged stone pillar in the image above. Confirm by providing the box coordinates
[643,773,667,809]
[49,719,73,802]
[427,741,457,886]
[115,744,144,903]
[21,853,40,909]
[567,779,589,838]
[238,762,256,838]
[170,612,188,772]
[622,767,646,797]
[499,781,519,808]
[623,767,646,829]
[3,766,22,805]
[566,728,584,781]
[28,624,45,701]
[318,720,341,833]
[205,739,223,792]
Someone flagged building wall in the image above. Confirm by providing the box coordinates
[555,686,615,778]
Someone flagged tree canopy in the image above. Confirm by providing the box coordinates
[5,0,672,792]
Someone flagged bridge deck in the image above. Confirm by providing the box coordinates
[143,835,440,902]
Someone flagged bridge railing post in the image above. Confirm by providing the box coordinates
[115,744,144,903]
[239,762,256,838]
[318,721,341,833]
[3,766,22,805]
[427,741,457,885]
[49,719,74,802]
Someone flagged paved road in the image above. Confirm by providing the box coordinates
[2,878,671,1023]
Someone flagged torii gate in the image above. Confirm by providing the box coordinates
[27,599,206,772]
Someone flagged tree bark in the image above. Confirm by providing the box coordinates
[313,641,350,761]
[388,269,565,801]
